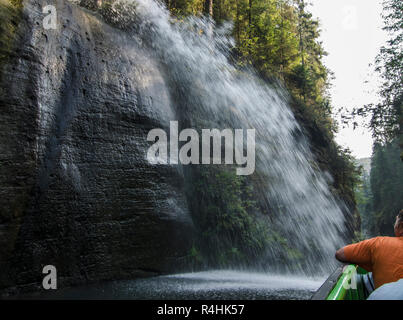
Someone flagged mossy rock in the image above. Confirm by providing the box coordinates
[0,0,23,73]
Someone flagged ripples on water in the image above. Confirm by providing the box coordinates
[22,271,324,300]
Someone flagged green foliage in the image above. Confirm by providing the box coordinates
[355,168,373,237]
[369,140,403,235]
[0,0,22,71]
[8,0,22,7]
[188,166,274,266]
[335,148,362,200]
[188,244,204,267]
[356,140,403,236]
[352,0,402,146]
[162,0,205,17]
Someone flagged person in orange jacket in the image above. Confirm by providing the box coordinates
[335,210,403,290]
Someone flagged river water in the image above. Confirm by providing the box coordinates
[21,271,323,300]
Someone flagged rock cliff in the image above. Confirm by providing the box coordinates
[0,0,194,293]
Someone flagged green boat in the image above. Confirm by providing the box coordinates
[312,265,375,300]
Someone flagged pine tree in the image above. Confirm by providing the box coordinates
[354,0,402,149]
[370,140,403,235]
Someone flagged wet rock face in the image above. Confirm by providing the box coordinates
[0,0,194,292]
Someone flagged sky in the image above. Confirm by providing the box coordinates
[309,0,388,159]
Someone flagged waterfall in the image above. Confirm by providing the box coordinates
[86,0,348,276]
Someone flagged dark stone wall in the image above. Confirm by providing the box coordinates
[0,0,194,293]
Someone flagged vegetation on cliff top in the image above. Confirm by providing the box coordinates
[0,0,23,71]
[163,0,334,134]
[349,0,402,157]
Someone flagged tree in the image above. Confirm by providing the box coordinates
[369,140,403,235]
[353,0,402,153]
[355,168,373,237]
[205,0,213,16]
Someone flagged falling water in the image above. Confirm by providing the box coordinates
[81,0,348,276]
